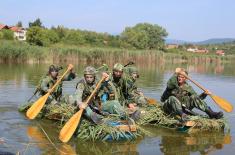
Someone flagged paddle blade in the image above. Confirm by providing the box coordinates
[59,109,84,143]
[210,95,233,112]
[147,98,157,105]
[26,93,50,119]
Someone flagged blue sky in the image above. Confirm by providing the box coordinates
[0,0,234,41]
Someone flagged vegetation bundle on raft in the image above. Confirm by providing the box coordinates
[137,105,229,132]
[19,102,146,141]
[19,101,229,141]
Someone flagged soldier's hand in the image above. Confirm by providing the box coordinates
[47,88,53,93]
[79,102,88,109]
[102,72,109,81]
[204,90,212,95]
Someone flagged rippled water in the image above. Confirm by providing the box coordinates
[0,62,235,155]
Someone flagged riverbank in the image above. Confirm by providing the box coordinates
[1,40,235,64]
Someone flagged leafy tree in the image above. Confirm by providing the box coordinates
[52,25,67,39]
[0,29,14,40]
[44,29,60,44]
[26,26,45,46]
[29,18,43,28]
[120,23,168,49]
[63,30,85,45]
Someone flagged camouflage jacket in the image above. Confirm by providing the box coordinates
[161,74,207,103]
[75,78,118,108]
[109,74,129,105]
[38,72,76,100]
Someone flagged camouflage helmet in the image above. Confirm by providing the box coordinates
[84,66,96,75]
[113,63,124,72]
[48,65,58,73]
[128,66,139,78]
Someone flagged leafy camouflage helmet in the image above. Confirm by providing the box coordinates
[113,63,124,72]
[48,65,63,73]
[128,66,139,78]
[84,66,97,75]
[48,65,58,73]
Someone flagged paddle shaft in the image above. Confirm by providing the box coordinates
[49,64,73,93]
[179,72,233,112]
[180,73,208,92]
[84,76,106,105]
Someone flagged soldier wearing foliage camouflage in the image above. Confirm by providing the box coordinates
[74,66,126,124]
[125,66,148,107]
[110,63,141,120]
[161,68,223,121]
[38,65,76,104]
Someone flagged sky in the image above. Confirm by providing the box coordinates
[0,0,235,42]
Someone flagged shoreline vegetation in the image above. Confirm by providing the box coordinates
[1,20,235,65]
[0,40,235,64]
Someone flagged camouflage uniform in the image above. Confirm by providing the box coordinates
[125,66,148,107]
[110,63,129,106]
[72,66,126,123]
[161,74,210,116]
[161,73,223,119]
[38,65,76,104]
[111,63,141,121]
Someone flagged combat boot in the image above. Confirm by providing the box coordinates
[205,107,223,119]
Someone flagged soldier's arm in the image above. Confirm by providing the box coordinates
[40,78,50,92]
[62,71,76,81]
[167,74,179,89]
[74,82,84,105]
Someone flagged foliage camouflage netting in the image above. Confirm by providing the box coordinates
[19,100,229,141]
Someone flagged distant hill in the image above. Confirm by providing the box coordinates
[166,38,235,45]
[165,39,188,45]
[195,38,235,45]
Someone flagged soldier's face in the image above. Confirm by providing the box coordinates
[131,73,138,80]
[113,70,123,78]
[177,75,186,85]
[85,75,95,84]
[50,71,58,79]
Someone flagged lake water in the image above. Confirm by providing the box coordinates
[0,62,235,155]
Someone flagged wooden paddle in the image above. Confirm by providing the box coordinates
[59,75,107,143]
[146,98,157,105]
[179,72,233,112]
[26,64,74,119]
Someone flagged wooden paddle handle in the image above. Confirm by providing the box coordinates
[179,72,208,92]
[49,64,74,93]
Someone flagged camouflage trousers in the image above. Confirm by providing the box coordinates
[163,95,209,116]
[65,94,126,120]
[129,95,148,107]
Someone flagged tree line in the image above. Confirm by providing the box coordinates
[1,18,168,50]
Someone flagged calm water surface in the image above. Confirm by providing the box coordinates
[0,62,235,155]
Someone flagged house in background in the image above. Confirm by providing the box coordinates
[0,24,9,30]
[0,23,26,41]
[216,50,225,56]
[166,44,179,49]
[187,47,198,52]
[9,26,27,41]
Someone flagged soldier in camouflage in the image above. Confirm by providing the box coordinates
[161,68,223,121]
[38,65,76,104]
[125,66,148,107]
[110,63,141,120]
[73,66,126,124]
